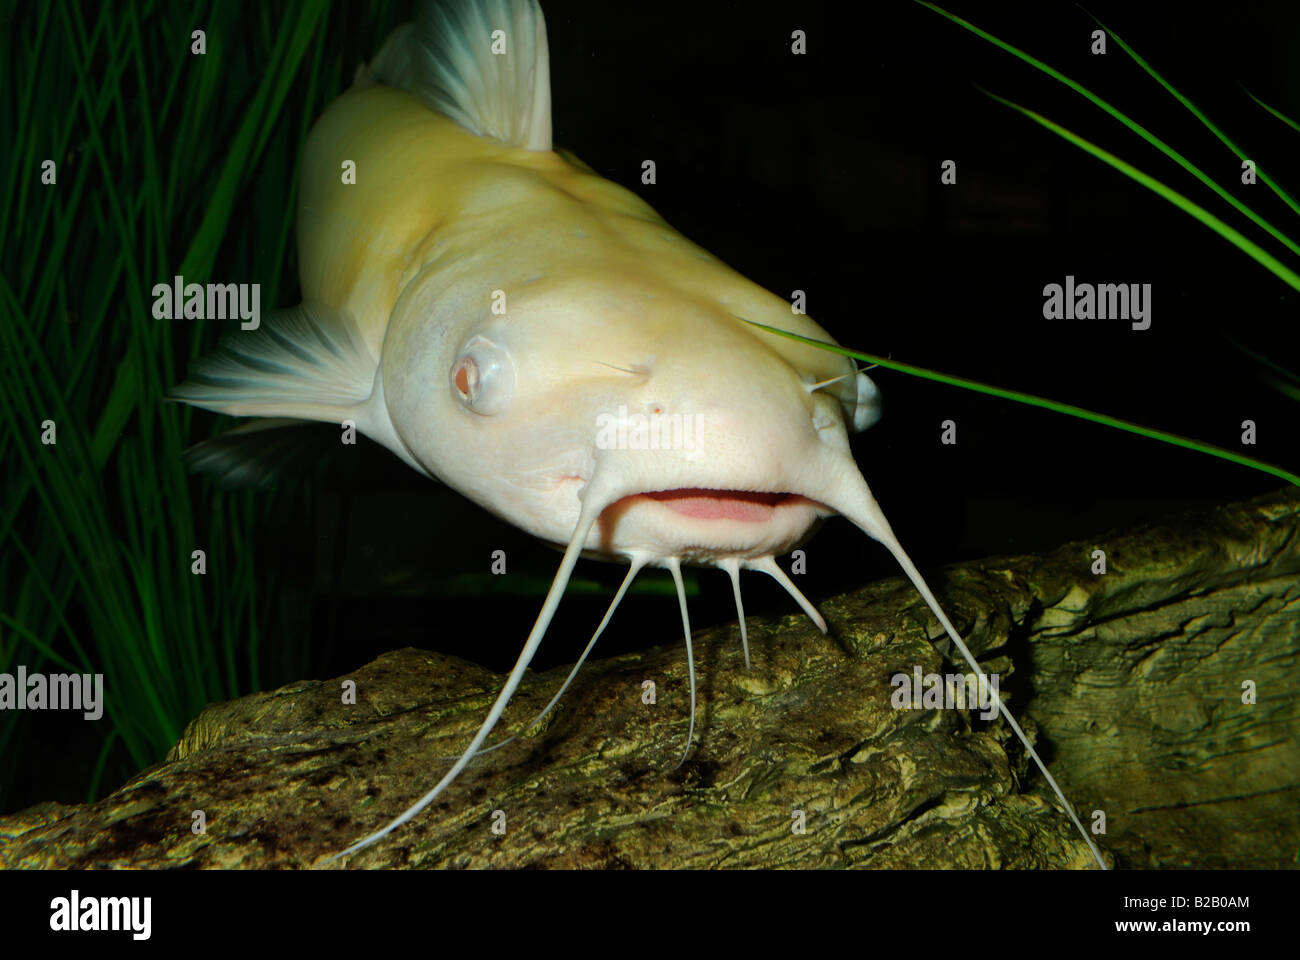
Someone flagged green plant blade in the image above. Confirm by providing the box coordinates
[1088,13,1300,219]
[740,318,1300,489]
[914,1,1300,262]
[980,88,1300,296]
[1247,90,1300,136]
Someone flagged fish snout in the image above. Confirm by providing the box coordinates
[581,385,852,563]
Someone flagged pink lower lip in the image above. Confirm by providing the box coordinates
[642,489,791,523]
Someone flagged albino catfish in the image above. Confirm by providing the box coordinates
[174,0,1106,867]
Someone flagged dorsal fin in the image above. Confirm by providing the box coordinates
[359,0,552,150]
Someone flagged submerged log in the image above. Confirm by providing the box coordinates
[2,489,1297,869]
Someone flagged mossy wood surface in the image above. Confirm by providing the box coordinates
[2,491,1296,869]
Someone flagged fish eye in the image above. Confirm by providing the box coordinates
[450,334,514,415]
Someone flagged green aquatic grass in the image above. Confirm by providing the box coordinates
[0,0,399,810]
[0,0,698,813]
[3,0,1295,818]
[1089,14,1300,219]
[1248,92,1300,136]
[913,1,1300,328]
[748,2,1299,492]
[977,89,1300,295]
[1229,337,1300,404]
[914,2,1300,267]
[744,318,1300,489]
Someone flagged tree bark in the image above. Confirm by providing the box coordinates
[2,490,1297,869]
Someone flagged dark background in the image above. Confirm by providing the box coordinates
[6,0,1299,813]
[312,0,1300,677]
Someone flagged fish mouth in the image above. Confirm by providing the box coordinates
[639,488,809,522]
[595,487,824,560]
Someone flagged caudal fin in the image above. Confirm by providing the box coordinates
[359,0,552,151]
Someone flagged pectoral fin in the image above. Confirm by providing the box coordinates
[171,302,376,422]
[182,418,343,490]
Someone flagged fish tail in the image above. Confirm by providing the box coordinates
[358,0,552,151]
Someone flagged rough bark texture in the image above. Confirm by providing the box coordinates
[2,490,1297,869]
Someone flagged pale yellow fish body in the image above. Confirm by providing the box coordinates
[175,0,1104,869]
[285,81,865,557]
[298,83,849,387]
